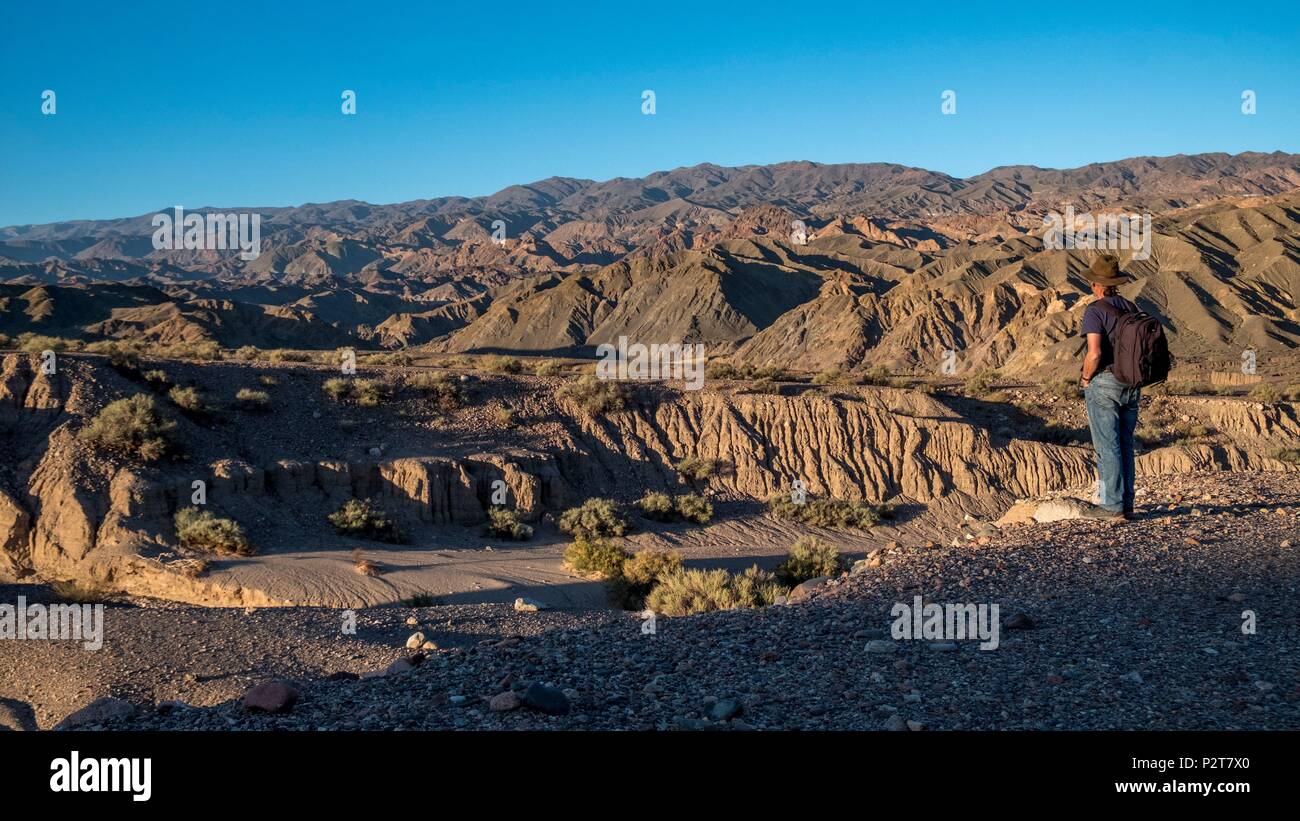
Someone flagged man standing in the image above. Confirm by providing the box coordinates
[1079,255,1141,520]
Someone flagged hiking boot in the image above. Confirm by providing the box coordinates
[1082,506,1126,521]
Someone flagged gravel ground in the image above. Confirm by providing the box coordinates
[6,470,1298,731]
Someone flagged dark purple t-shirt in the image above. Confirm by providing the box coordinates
[1081,295,1139,373]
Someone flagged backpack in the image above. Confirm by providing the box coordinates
[1095,300,1173,388]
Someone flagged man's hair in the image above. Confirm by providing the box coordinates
[1101,285,1118,296]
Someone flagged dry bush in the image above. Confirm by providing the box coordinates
[963,369,999,397]
[1270,448,1300,464]
[18,333,80,353]
[645,565,787,616]
[328,498,406,543]
[267,349,311,363]
[534,359,566,377]
[812,368,851,386]
[257,374,279,387]
[235,388,270,411]
[78,395,176,461]
[159,340,222,361]
[635,490,675,521]
[479,355,523,374]
[405,372,463,410]
[352,549,380,576]
[766,494,888,529]
[609,548,683,609]
[557,374,628,414]
[563,536,629,578]
[174,507,254,556]
[485,507,533,540]
[775,536,843,584]
[674,493,713,524]
[674,455,720,482]
[1249,383,1282,404]
[167,385,209,414]
[860,364,891,386]
[559,498,631,539]
[494,407,518,427]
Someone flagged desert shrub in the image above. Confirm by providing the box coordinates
[494,407,518,427]
[361,351,412,367]
[745,377,781,395]
[328,498,406,543]
[1270,448,1300,464]
[861,364,891,386]
[257,374,279,387]
[1283,384,1300,401]
[78,394,176,461]
[405,372,463,410]
[674,455,720,482]
[674,493,713,524]
[563,535,629,578]
[18,333,80,353]
[479,355,523,374]
[731,565,788,607]
[559,498,631,539]
[485,507,533,540]
[776,536,843,584]
[323,378,352,401]
[142,369,172,391]
[766,494,888,529]
[160,340,221,361]
[230,345,260,361]
[608,548,683,609]
[1249,383,1282,404]
[267,349,311,363]
[963,369,999,397]
[49,579,115,604]
[812,368,851,386]
[636,491,675,521]
[0,333,10,349]
[705,361,789,382]
[167,385,208,414]
[234,388,270,411]
[534,359,566,377]
[354,378,392,407]
[645,568,738,615]
[174,507,253,556]
[403,593,439,606]
[557,374,628,414]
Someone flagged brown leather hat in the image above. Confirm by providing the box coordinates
[1083,254,1130,287]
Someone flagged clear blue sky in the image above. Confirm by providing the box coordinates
[2,1,1297,227]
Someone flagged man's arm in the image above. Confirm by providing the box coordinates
[1080,333,1103,386]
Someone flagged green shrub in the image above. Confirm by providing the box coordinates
[78,395,176,461]
[674,455,720,482]
[812,368,851,386]
[323,377,352,401]
[776,536,843,584]
[1283,384,1300,402]
[406,372,463,410]
[485,507,533,540]
[644,565,788,616]
[479,355,523,374]
[159,340,221,361]
[1042,378,1080,401]
[557,374,628,414]
[167,385,208,414]
[267,349,311,363]
[534,359,566,377]
[963,369,999,397]
[327,498,406,543]
[767,494,888,529]
[235,388,270,411]
[609,548,683,609]
[563,535,629,578]
[704,361,789,382]
[674,493,713,524]
[174,507,253,556]
[353,378,391,407]
[636,491,675,521]
[18,333,80,353]
[861,364,891,386]
[142,369,171,391]
[1271,448,1300,464]
[558,498,630,539]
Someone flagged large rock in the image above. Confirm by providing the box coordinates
[521,683,571,715]
[787,576,831,603]
[242,681,299,713]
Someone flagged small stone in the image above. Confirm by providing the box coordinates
[405,631,426,649]
[711,699,742,721]
[1227,592,1246,603]
[906,720,925,731]
[514,597,549,613]
[865,639,898,653]
[242,681,299,714]
[1004,612,1035,630]
[405,616,419,626]
[1122,671,1144,685]
[449,695,468,705]
[384,658,414,676]
[788,576,831,602]
[489,691,522,712]
[421,640,438,651]
[883,714,908,731]
[1282,540,1293,548]
[54,696,138,730]
[928,642,958,651]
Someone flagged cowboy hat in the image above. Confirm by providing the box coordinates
[1082,254,1130,287]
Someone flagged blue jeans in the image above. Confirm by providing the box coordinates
[1084,371,1140,512]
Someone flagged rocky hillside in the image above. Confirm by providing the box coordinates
[2,153,1298,379]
